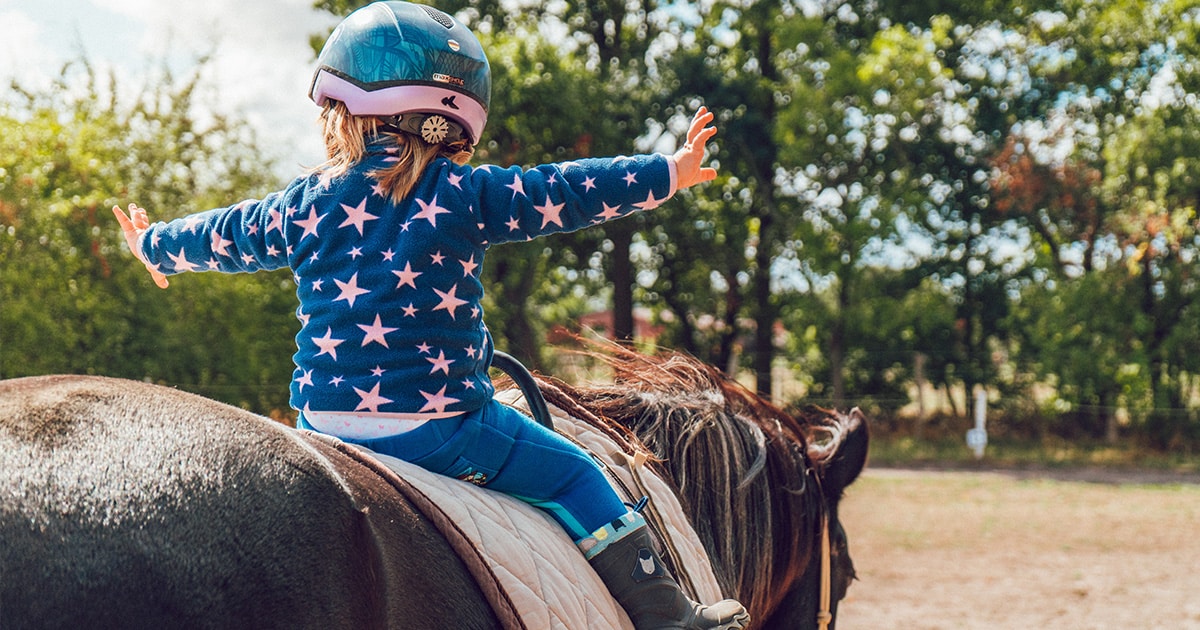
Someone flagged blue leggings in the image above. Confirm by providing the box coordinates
[299,399,628,541]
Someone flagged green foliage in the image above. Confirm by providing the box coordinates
[7,0,1200,447]
[0,60,295,413]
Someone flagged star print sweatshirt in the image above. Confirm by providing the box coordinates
[138,138,677,435]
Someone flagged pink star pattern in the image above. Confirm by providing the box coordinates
[505,173,526,198]
[167,248,198,272]
[413,195,450,227]
[339,198,379,235]
[432,284,468,320]
[460,255,479,277]
[334,272,370,308]
[419,385,460,414]
[294,206,326,240]
[295,369,314,392]
[313,327,345,361]
[426,350,455,375]
[354,382,393,412]
[392,262,422,289]
[138,152,673,426]
[634,190,664,211]
[535,197,566,228]
[597,202,622,221]
[358,314,397,348]
[211,230,233,257]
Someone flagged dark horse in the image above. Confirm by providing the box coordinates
[0,349,867,629]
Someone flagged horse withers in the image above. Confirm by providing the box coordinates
[0,352,867,629]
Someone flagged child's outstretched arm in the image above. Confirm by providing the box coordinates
[112,203,169,289]
[671,106,719,190]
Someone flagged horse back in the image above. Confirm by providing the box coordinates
[0,375,497,630]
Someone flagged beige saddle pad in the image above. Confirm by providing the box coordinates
[346,388,725,630]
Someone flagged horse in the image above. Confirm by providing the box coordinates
[0,349,867,630]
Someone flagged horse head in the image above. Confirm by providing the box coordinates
[762,405,869,630]
[539,345,870,630]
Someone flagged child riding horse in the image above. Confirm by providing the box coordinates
[114,2,743,628]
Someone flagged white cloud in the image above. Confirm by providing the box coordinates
[1,0,341,176]
[0,9,53,90]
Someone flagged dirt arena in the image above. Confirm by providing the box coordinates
[836,467,1200,629]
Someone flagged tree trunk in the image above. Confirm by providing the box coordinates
[749,16,779,399]
[715,269,742,377]
[752,255,774,399]
[609,221,635,342]
[830,274,851,408]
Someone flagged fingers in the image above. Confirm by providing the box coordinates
[687,106,716,145]
[671,106,718,190]
[681,106,717,163]
[112,204,150,231]
[130,203,149,229]
[148,265,169,289]
[689,124,717,148]
[112,205,134,232]
[114,202,169,288]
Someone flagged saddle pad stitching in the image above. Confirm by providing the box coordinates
[365,445,634,629]
[299,430,529,630]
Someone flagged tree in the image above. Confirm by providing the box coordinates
[990,0,1200,443]
[0,59,295,413]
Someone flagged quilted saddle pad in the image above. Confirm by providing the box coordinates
[310,389,725,630]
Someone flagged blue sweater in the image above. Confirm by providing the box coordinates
[140,139,676,424]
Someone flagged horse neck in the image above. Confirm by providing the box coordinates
[625,402,826,621]
[534,374,827,621]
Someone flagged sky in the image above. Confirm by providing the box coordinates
[0,0,342,176]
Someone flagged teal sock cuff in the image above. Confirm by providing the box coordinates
[579,511,646,560]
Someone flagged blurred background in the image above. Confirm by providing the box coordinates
[3,0,1200,471]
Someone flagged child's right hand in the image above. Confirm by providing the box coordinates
[112,203,169,289]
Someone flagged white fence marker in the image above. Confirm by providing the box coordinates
[966,387,988,460]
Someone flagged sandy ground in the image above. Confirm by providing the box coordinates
[835,468,1200,629]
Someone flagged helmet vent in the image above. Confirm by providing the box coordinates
[420,5,455,29]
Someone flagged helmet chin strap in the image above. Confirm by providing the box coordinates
[379,113,469,145]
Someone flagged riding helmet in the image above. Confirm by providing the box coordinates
[309,1,491,146]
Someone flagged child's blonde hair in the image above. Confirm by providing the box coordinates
[316,101,474,205]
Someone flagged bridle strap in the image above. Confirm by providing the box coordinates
[817,513,833,630]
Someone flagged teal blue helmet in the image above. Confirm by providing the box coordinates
[309,1,491,145]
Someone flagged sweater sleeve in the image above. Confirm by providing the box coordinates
[138,187,297,276]
[467,154,678,247]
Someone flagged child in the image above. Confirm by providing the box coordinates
[114,2,746,628]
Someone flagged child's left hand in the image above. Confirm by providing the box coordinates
[672,106,719,190]
[113,203,169,289]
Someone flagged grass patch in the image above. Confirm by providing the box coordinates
[867,434,1200,474]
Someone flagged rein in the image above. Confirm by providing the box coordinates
[818,513,833,630]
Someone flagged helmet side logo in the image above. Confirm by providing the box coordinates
[447,39,461,52]
[432,74,466,90]
[440,95,461,110]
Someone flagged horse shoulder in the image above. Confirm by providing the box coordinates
[0,375,497,630]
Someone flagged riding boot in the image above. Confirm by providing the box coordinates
[579,512,750,630]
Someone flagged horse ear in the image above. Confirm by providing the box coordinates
[821,408,869,502]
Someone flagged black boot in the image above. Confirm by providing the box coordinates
[581,513,750,630]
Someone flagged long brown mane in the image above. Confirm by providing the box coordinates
[535,343,857,621]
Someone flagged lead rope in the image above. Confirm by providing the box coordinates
[817,513,833,630]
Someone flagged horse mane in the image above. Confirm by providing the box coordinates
[535,342,856,619]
